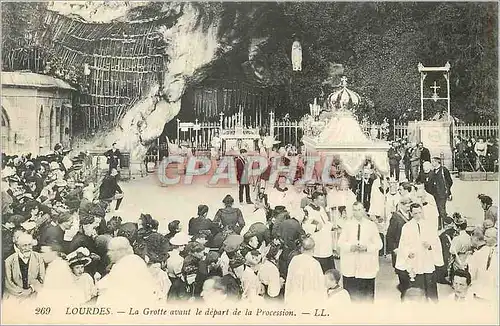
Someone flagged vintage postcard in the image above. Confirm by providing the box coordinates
[1,1,498,325]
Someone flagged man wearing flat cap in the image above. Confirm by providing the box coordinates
[428,156,453,230]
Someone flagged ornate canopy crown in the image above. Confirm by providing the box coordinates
[327,76,361,111]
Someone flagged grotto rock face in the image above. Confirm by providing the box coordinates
[48,1,276,161]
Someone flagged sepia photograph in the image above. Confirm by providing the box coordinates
[0,1,498,324]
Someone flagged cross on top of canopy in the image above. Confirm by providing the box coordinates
[326,76,361,111]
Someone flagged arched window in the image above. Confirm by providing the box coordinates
[39,106,46,151]
[60,106,65,145]
[50,106,55,150]
[1,107,10,153]
[56,106,61,145]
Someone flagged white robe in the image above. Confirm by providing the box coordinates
[284,253,326,305]
[395,219,443,274]
[327,188,356,211]
[148,265,172,302]
[97,254,160,306]
[267,188,290,209]
[419,194,439,233]
[241,267,264,303]
[368,179,387,217]
[338,218,382,279]
[385,192,401,216]
[468,245,498,301]
[303,205,334,258]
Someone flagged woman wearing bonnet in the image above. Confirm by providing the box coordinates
[67,247,97,304]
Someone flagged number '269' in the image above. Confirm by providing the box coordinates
[35,307,51,315]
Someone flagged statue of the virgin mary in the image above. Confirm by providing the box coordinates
[291,38,302,72]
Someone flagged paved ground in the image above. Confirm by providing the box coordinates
[113,172,497,302]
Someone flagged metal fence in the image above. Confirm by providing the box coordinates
[272,121,303,148]
[454,121,498,140]
[171,116,498,157]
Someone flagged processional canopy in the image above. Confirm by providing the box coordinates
[327,76,361,111]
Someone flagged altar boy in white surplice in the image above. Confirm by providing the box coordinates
[303,191,336,272]
[396,203,443,302]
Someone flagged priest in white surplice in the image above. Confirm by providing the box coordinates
[284,237,327,305]
[396,203,443,302]
[97,237,160,306]
[267,176,292,209]
[338,202,382,303]
[303,192,336,272]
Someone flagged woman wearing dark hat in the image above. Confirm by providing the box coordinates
[188,205,219,244]
[136,214,165,260]
[67,247,97,304]
[222,253,245,300]
[218,234,244,275]
[105,216,123,237]
[213,195,245,235]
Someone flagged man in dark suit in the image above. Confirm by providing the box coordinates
[104,142,122,173]
[418,142,431,170]
[235,149,252,204]
[428,156,453,230]
[98,168,124,212]
[388,142,402,181]
[386,197,412,299]
[356,167,374,212]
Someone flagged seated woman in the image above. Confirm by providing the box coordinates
[213,195,245,235]
[67,247,98,304]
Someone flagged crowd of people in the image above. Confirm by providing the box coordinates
[387,138,499,185]
[453,136,498,172]
[1,143,498,308]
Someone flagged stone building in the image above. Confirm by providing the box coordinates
[1,71,75,155]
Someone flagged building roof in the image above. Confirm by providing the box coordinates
[1,71,75,91]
